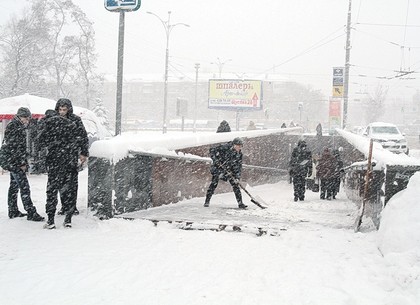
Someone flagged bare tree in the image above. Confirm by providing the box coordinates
[0,9,50,97]
[0,0,100,104]
[365,84,388,124]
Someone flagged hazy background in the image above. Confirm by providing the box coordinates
[1,0,418,99]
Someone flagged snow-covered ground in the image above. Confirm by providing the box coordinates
[1,168,420,305]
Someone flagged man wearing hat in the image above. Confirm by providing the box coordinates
[2,107,44,221]
[204,137,247,209]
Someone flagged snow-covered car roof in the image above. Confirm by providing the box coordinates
[368,122,399,127]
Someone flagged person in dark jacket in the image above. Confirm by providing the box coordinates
[289,140,312,201]
[204,137,247,209]
[331,148,344,199]
[39,111,79,229]
[316,147,338,200]
[216,120,231,133]
[3,107,44,221]
[54,98,89,217]
[316,123,323,137]
[33,109,57,174]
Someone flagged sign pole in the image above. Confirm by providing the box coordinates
[115,10,125,135]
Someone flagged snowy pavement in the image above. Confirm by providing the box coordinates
[0,170,419,305]
[120,181,357,235]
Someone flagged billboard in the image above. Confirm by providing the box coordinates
[329,98,342,130]
[208,79,263,111]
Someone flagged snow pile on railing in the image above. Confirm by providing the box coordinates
[90,127,301,163]
[336,129,420,169]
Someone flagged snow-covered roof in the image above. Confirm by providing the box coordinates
[337,129,420,168]
[89,127,302,162]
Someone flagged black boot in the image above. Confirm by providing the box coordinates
[238,203,248,209]
[8,210,27,219]
[43,214,56,229]
[27,209,45,222]
[64,214,72,228]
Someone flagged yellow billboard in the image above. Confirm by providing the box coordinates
[208,79,263,110]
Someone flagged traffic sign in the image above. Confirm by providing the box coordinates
[105,0,141,12]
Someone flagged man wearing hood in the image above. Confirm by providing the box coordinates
[40,98,89,228]
[289,140,312,201]
[2,107,45,221]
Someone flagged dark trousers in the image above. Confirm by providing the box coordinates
[292,175,306,199]
[46,169,78,216]
[332,177,341,196]
[205,174,243,205]
[320,178,334,199]
[8,169,36,214]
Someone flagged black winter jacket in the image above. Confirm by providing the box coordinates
[38,115,78,172]
[210,142,242,180]
[55,99,89,157]
[289,142,312,177]
[1,116,29,171]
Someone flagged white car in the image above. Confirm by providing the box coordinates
[363,122,409,154]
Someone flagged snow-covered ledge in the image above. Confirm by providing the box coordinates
[89,127,302,164]
[336,129,420,169]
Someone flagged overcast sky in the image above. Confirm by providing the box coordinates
[1,0,419,101]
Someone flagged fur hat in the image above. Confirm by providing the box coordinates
[16,107,31,118]
[232,137,243,146]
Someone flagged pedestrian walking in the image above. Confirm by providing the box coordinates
[316,147,338,200]
[216,120,231,133]
[204,137,247,209]
[1,107,44,221]
[289,140,312,201]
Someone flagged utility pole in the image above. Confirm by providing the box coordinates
[193,63,200,133]
[343,0,352,129]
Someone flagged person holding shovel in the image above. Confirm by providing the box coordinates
[204,137,247,209]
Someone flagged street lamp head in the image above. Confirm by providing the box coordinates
[173,22,190,28]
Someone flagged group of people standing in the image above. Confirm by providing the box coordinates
[289,140,344,201]
[1,98,89,229]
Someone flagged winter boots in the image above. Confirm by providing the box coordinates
[238,203,248,209]
[8,210,27,219]
[43,214,56,230]
[27,210,45,222]
[64,214,72,228]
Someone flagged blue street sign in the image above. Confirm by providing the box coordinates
[105,0,141,12]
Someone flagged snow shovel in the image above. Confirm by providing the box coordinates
[219,165,267,209]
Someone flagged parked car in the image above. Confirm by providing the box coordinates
[363,122,409,154]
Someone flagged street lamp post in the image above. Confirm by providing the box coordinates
[147,11,189,133]
[211,57,232,78]
[193,63,200,133]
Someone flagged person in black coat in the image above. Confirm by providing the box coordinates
[216,120,231,133]
[2,107,44,221]
[38,111,79,229]
[54,98,89,218]
[316,123,323,137]
[289,140,312,201]
[204,137,247,209]
[33,109,57,174]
